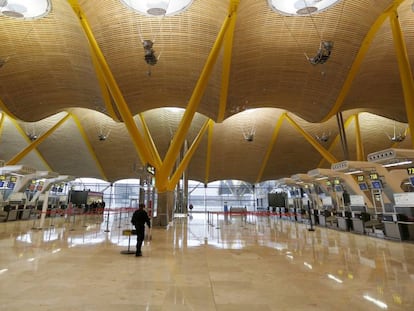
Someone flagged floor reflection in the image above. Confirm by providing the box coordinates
[0,212,413,310]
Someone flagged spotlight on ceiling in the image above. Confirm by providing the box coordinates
[308,41,333,65]
[120,0,193,17]
[244,133,254,142]
[0,0,51,19]
[267,0,342,16]
[143,39,157,66]
[27,133,37,141]
[315,132,330,143]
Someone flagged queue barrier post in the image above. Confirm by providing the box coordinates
[120,229,136,254]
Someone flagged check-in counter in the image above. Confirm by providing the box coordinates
[6,209,18,221]
[382,213,414,240]
[319,210,337,227]
[337,211,352,231]
[382,213,400,239]
[20,209,32,220]
[0,211,7,222]
[351,212,371,234]
[319,210,327,227]
[395,207,414,241]
[391,194,414,241]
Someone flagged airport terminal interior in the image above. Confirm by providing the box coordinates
[2,0,414,310]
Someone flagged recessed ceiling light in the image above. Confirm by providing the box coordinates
[120,0,193,17]
[267,0,342,16]
[0,0,51,19]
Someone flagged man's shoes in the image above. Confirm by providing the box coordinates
[135,252,142,257]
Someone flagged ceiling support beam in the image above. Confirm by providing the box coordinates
[90,51,120,122]
[156,12,235,191]
[71,113,107,180]
[68,0,153,167]
[204,120,214,184]
[389,10,414,148]
[0,113,5,137]
[256,113,285,183]
[0,98,17,119]
[139,114,162,169]
[317,115,355,167]
[7,113,71,165]
[167,119,211,191]
[6,115,53,170]
[284,114,337,164]
[354,114,365,161]
[321,0,405,122]
[217,0,240,123]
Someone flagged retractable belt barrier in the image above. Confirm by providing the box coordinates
[120,229,137,254]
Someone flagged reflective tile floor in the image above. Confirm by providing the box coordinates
[1,212,414,311]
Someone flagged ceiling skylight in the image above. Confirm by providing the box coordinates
[267,0,342,16]
[120,0,193,16]
[0,0,51,19]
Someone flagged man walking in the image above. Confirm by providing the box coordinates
[131,203,151,257]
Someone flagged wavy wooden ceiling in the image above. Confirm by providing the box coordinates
[0,0,413,184]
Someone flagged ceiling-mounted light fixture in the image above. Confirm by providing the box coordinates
[0,0,51,19]
[308,41,333,65]
[120,0,193,16]
[267,0,342,16]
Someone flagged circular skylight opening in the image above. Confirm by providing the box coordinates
[268,0,342,16]
[0,0,51,19]
[120,0,193,17]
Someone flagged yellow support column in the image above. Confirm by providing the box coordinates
[168,120,211,190]
[256,114,285,183]
[0,112,5,137]
[157,13,235,188]
[139,114,162,169]
[390,10,414,148]
[217,0,239,123]
[7,113,71,165]
[284,114,338,164]
[68,0,153,166]
[322,0,405,122]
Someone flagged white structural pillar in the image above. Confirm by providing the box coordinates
[37,191,49,230]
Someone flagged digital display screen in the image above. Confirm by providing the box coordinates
[369,173,379,180]
[357,175,364,182]
[410,176,414,186]
[7,182,15,189]
[0,181,4,187]
[359,182,368,191]
[371,180,382,189]
[334,184,343,192]
[407,167,414,176]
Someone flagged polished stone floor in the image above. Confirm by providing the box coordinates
[0,211,413,311]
